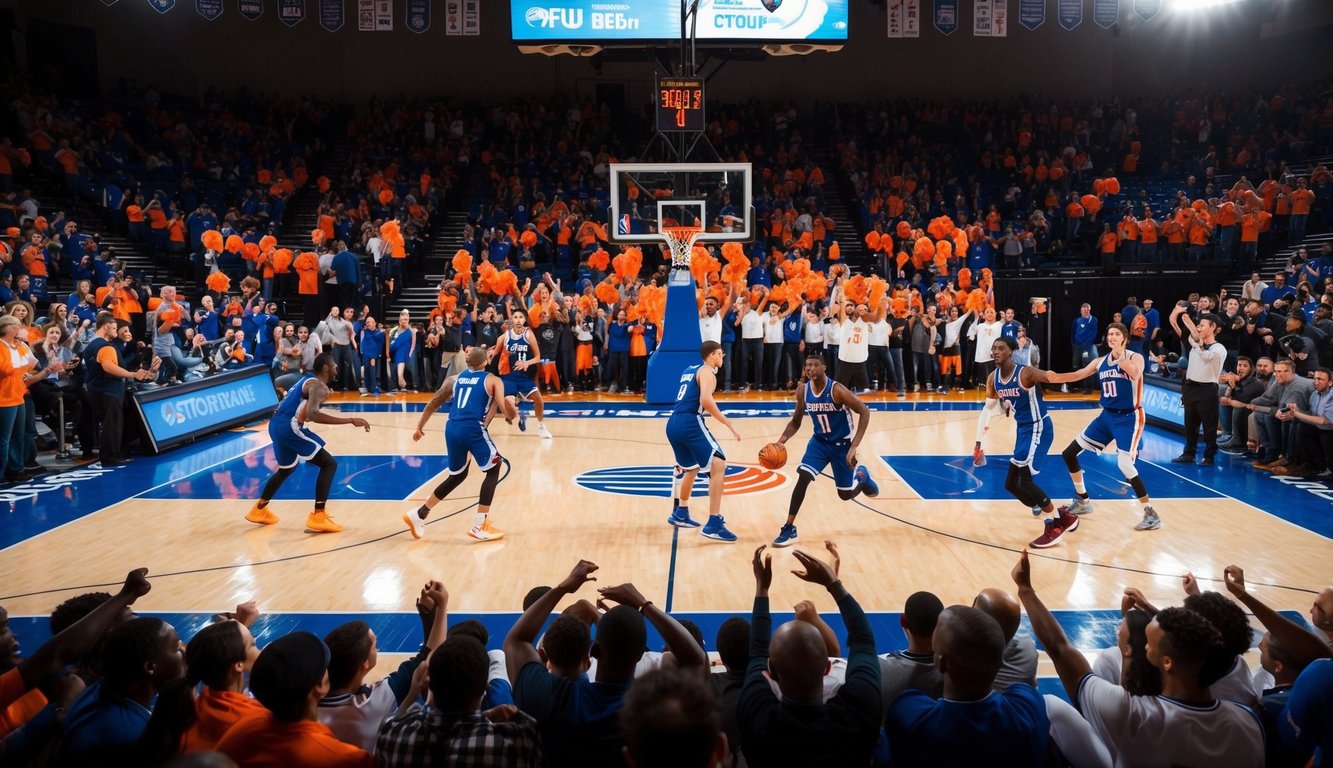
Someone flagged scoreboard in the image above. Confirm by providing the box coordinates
[656,77,705,132]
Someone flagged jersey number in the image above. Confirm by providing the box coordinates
[1102,380,1117,398]
[678,383,688,400]
[457,387,472,410]
[815,414,831,432]
[849,330,863,344]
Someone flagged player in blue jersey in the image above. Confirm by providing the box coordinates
[974,337,1079,549]
[666,341,743,541]
[497,309,552,439]
[771,352,878,547]
[245,352,371,533]
[1047,323,1159,531]
[406,346,517,542]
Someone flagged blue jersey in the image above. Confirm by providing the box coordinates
[274,374,313,423]
[505,329,535,377]
[449,370,493,426]
[672,364,706,416]
[805,378,853,443]
[1097,351,1142,410]
[993,364,1045,427]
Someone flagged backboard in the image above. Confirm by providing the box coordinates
[609,162,753,244]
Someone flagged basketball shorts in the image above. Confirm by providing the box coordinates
[1011,415,1054,473]
[502,372,538,399]
[799,438,856,490]
[1077,408,1144,458]
[270,417,325,469]
[444,421,501,475]
[666,413,725,471]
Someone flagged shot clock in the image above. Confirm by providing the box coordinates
[656,77,704,132]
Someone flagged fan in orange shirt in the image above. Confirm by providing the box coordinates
[1288,177,1316,242]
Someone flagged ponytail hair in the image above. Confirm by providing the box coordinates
[137,621,247,763]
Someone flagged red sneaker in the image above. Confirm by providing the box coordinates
[1030,516,1073,549]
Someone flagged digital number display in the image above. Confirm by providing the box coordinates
[656,77,704,132]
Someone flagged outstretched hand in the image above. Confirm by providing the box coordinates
[119,568,151,602]
[598,583,649,611]
[790,549,838,588]
[1011,550,1032,591]
[558,560,599,593]
[1182,572,1201,597]
[752,545,773,595]
[1223,565,1247,599]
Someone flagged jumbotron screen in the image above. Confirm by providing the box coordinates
[511,0,849,43]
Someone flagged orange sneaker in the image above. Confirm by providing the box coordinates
[467,519,505,541]
[245,503,279,525]
[305,510,344,533]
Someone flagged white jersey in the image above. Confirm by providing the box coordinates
[741,309,765,340]
[868,319,890,347]
[1093,647,1257,706]
[699,312,722,344]
[1076,674,1264,768]
[839,318,870,363]
[969,320,1005,363]
[763,315,784,343]
[804,318,825,344]
[824,319,842,345]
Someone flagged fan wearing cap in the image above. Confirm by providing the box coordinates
[215,631,373,767]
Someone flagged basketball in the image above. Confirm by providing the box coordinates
[758,442,787,470]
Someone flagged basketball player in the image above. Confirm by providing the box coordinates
[497,308,553,439]
[406,346,518,541]
[666,341,742,542]
[1047,323,1160,531]
[245,352,370,533]
[771,352,879,547]
[974,337,1079,549]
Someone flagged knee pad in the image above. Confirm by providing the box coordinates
[1116,450,1139,479]
[1062,442,1083,473]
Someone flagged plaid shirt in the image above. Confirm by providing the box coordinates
[375,705,542,768]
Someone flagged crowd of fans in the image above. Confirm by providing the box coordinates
[2,551,1331,766]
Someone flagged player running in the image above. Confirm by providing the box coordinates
[1047,322,1159,531]
[245,352,370,533]
[666,341,742,542]
[974,337,1079,548]
[406,346,517,542]
[771,352,879,547]
[498,308,553,439]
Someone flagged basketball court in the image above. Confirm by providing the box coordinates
[4,390,1327,694]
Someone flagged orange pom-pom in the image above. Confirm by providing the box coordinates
[588,248,610,272]
[242,242,260,262]
[936,240,953,260]
[520,230,538,248]
[1081,194,1102,214]
[867,277,889,309]
[689,248,720,286]
[378,188,394,205]
[844,275,870,304]
[259,235,277,252]
[493,269,520,297]
[225,235,243,253]
[864,231,882,252]
[612,247,643,284]
[913,237,935,259]
[895,221,912,239]
[927,216,955,240]
[452,250,473,286]
[952,229,969,257]
[311,229,326,245]
[1106,177,1121,195]
[272,249,293,273]
[595,280,622,307]
[1092,179,1107,196]
[202,230,223,252]
[829,242,841,261]
[205,270,231,293]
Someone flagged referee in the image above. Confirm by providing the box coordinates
[1169,302,1226,466]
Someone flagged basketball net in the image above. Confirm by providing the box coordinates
[661,225,703,270]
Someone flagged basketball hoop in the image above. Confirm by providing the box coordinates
[661,225,703,269]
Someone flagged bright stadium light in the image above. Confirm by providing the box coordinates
[1169,0,1246,11]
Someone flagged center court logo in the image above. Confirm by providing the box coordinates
[574,464,787,498]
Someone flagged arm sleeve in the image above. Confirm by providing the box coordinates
[737,597,777,726]
[832,591,881,715]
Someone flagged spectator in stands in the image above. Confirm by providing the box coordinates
[0,315,43,483]
[357,317,384,396]
[1245,358,1313,472]
[214,631,372,767]
[504,560,705,765]
[318,581,446,753]
[879,591,945,709]
[1218,356,1267,453]
[710,616,749,763]
[83,312,157,466]
[886,604,1049,767]
[31,324,95,458]
[376,635,540,768]
[137,610,263,761]
[1014,551,1265,765]
[1275,366,1333,478]
[966,307,1003,389]
[58,616,186,765]
[973,587,1037,691]
[1066,303,1099,394]
[619,667,727,768]
[1242,272,1268,302]
[739,545,881,767]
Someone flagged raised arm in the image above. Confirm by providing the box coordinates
[1225,565,1331,666]
[504,560,599,682]
[1012,551,1092,702]
[598,583,706,669]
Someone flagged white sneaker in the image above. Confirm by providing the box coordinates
[1060,384,1069,394]
[403,512,426,540]
[538,423,553,439]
